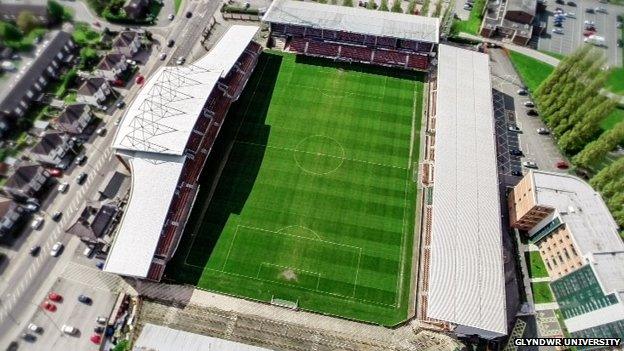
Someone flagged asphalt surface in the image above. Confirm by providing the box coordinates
[537,0,623,67]
[489,48,566,176]
[0,0,226,348]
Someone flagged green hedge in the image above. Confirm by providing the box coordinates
[221,4,260,15]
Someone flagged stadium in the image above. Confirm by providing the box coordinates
[105,0,508,340]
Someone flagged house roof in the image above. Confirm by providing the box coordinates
[5,162,43,190]
[77,77,107,96]
[506,0,537,16]
[0,31,73,114]
[427,44,507,337]
[67,204,117,241]
[113,31,138,48]
[96,53,126,71]
[58,104,88,124]
[31,132,67,155]
[0,196,17,218]
[262,0,440,44]
[101,171,127,199]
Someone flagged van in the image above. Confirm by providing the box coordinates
[83,246,94,257]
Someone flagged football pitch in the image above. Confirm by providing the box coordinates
[168,52,424,325]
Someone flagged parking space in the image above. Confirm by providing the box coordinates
[537,0,622,67]
[19,277,116,351]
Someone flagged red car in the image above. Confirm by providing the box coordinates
[90,334,102,344]
[583,30,596,37]
[556,161,569,169]
[48,292,63,302]
[41,300,56,312]
[135,75,144,85]
[46,168,62,177]
[112,79,125,87]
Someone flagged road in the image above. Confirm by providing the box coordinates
[0,0,224,348]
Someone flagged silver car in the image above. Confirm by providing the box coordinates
[50,242,64,257]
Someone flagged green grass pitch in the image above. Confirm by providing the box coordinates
[167,52,424,325]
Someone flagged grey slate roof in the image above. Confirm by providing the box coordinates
[31,132,66,155]
[507,0,537,16]
[4,162,43,190]
[96,53,125,71]
[77,77,107,96]
[113,31,138,48]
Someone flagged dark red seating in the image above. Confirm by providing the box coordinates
[407,54,428,69]
[373,49,407,65]
[337,31,365,44]
[339,45,373,62]
[305,27,323,38]
[307,41,339,57]
[289,38,307,53]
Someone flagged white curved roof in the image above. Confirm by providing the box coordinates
[262,0,440,44]
[112,25,259,156]
[427,45,507,337]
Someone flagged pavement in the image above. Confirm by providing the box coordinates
[536,0,623,67]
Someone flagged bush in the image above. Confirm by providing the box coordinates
[79,47,99,70]
[0,21,23,41]
[55,69,77,98]
[221,4,260,15]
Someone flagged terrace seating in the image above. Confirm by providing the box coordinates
[418,43,433,52]
[271,23,286,34]
[376,36,397,48]
[373,49,407,65]
[337,31,365,44]
[339,45,373,62]
[322,30,337,40]
[147,262,166,281]
[285,25,305,36]
[289,37,308,53]
[364,35,377,45]
[307,40,339,57]
[305,27,323,38]
[407,54,428,69]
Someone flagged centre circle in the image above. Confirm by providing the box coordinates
[294,135,345,175]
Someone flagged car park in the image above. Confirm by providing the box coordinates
[29,246,41,256]
[57,182,69,193]
[78,294,92,304]
[41,301,56,312]
[51,211,62,222]
[537,127,550,134]
[62,325,77,335]
[523,161,538,168]
[76,172,88,185]
[50,242,63,256]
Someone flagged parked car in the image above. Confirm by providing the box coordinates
[585,7,595,13]
[555,0,564,4]
[523,101,534,107]
[90,334,102,344]
[47,168,62,177]
[565,11,575,17]
[112,79,125,87]
[50,242,63,256]
[185,11,193,18]
[135,75,144,85]
[41,300,56,312]
[21,333,36,342]
[61,325,77,335]
[537,127,550,135]
[115,100,126,109]
[168,13,174,20]
[167,39,175,47]
[96,316,108,325]
[584,30,597,37]
[527,109,539,116]
[511,170,523,176]
[29,246,41,256]
[556,161,569,169]
[78,294,92,304]
[510,149,523,156]
[523,161,538,168]
[27,323,42,334]
[75,154,87,166]
[159,53,167,61]
[463,3,472,9]
[96,127,107,136]
[24,203,39,212]
[58,182,69,193]
[51,211,62,222]
[176,56,186,65]
[508,125,521,132]
[566,1,575,5]
[125,59,137,66]
[48,292,63,302]
[83,246,94,257]
[517,89,528,95]
[94,326,105,334]
[76,172,88,185]
[595,6,607,13]
[31,215,44,230]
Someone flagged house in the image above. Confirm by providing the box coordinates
[95,53,128,81]
[0,31,75,129]
[56,104,93,134]
[0,196,24,238]
[112,31,141,57]
[0,0,50,25]
[30,132,74,166]
[67,204,118,244]
[2,162,50,201]
[479,0,537,46]
[123,0,150,20]
[76,77,112,107]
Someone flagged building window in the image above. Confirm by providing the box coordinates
[563,248,570,260]
[545,259,552,270]
[552,257,558,266]
[571,246,577,256]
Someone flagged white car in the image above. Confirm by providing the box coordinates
[58,182,69,193]
[523,100,535,107]
[30,216,44,230]
[552,28,564,34]
[565,12,575,18]
[50,242,64,257]
[27,323,41,333]
[523,161,538,169]
[168,13,174,20]
[61,325,77,335]
[537,127,551,135]
[95,127,106,136]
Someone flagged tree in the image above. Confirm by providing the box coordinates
[406,0,417,13]
[79,47,99,70]
[432,0,443,16]
[590,157,624,190]
[558,98,618,155]
[47,0,65,23]
[366,0,376,9]
[379,0,389,10]
[16,11,38,34]
[0,21,23,41]
[343,0,354,6]
[573,121,624,169]
[391,0,402,12]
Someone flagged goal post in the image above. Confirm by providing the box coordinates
[270,296,299,310]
